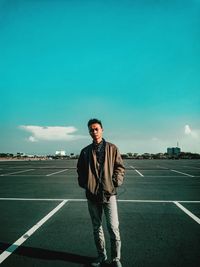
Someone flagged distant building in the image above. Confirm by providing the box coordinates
[167,147,181,157]
[55,150,66,156]
[16,152,26,157]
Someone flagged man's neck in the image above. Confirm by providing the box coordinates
[93,138,103,145]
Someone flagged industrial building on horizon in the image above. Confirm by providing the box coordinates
[55,150,66,156]
[167,147,181,157]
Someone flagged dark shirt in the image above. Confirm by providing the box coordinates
[92,138,105,170]
[92,139,108,202]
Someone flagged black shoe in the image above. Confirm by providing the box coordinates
[91,257,107,267]
[111,260,122,267]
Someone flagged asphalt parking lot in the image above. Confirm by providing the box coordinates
[0,159,200,267]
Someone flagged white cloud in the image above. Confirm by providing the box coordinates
[20,125,87,142]
[184,124,199,139]
[184,125,192,135]
[28,136,37,142]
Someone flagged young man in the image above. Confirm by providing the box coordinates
[77,119,125,267]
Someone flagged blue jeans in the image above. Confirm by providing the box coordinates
[87,195,121,261]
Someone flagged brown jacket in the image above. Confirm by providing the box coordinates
[77,141,125,201]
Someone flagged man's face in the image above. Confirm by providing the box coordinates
[89,123,103,143]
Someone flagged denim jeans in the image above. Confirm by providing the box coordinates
[87,195,121,261]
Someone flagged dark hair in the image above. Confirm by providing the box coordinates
[87,118,103,128]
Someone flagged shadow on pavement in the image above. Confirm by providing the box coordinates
[0,241,103,266]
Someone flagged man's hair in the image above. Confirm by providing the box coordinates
[87,118,103,128]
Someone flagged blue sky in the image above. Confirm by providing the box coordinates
[1,0,200,155]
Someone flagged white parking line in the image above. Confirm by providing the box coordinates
[0,169,35,176]
[0,200,67,264]
[183,165,200,170]
[174,201,200,225]
[130,166,144,177]
[156,165,168,169]
[0,198,200,203]
[134,169,144,177]
[171,169,194,177]
[46,169,68,176]
[40,166,57,168]
[132,176,195,178]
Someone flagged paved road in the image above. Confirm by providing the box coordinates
[0,159,200,267]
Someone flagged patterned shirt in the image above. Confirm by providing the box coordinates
[92,138,105,180]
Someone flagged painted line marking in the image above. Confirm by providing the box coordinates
[9,175,196,178]
[119,200,200,203]
[134,175,197,178]
[174,201,200,225]
[0,174,73,177]
[40,166,57,168]
[0,200,67,264]
[46,169,68,176]
[130,166,144,177]
[0,198,87,202]
[135,169,144,177]
[156,165,168,169]
[0,169,35,176]
[0,198,200,203]
[183,166,200,170]
[171,169,194,177]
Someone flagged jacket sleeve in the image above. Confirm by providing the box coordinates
[77,150,87,189]
[112,147,125,187]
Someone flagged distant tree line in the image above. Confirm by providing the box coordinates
[1,152,200,160]
[121,152,200,159]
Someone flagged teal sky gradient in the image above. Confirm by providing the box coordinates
[1,0,200,154]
